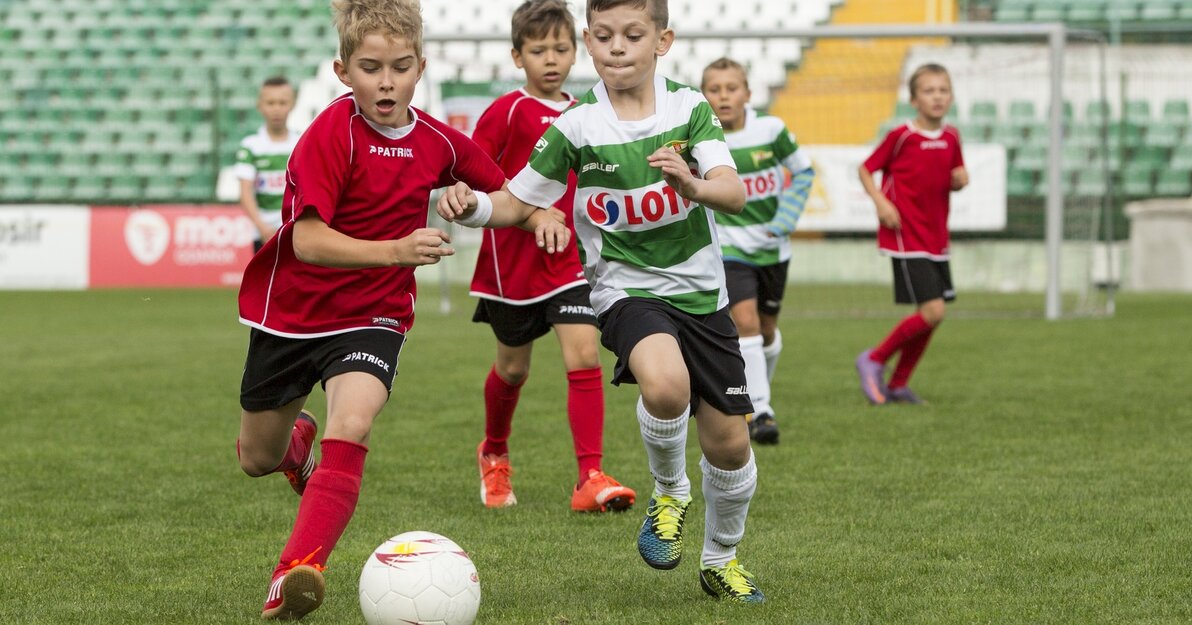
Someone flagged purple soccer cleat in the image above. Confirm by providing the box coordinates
[887,386,924,404]
[855,349,888,405]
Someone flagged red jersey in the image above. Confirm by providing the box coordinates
[239,95,505,337]
[468,89,585,304]
[863,122,965,259]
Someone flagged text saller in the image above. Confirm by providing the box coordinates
[725,385,749,395]
[581,162,620,174]
[342,351,391,372]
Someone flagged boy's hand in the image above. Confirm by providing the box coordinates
[951,166,969,191]
[522,208,570,254]
[436,181,479,222]
[648,147,698,199]
[876,197,901,230]
[393,227,454,266]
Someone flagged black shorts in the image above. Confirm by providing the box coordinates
[473,285,597,347]
[240,328,405,411]
[892,257,956,305]
[597,297,754,416]
[724,259,790,315]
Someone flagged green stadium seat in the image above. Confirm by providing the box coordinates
[1120,122,1145,148]
[1154,170,1192,196]
[989,124,1026,149]
[1119,164,1154,196]
[1162,100,1189,128]
[1124,100,1151,125]
[33,175,73,202]
[1031,1,1066,22]
[995,0,1032,21]
[1061,145,1088,171]
[1074,169,1108,197]
[968,101,998,124]
[1131,145,1169,168]
[1145,121,1183,148]
[1140,0,1180,20]
[1084,100,1110,125]
[108,175,145,200]
[1008,100,1037,123]
[1067,123,1104,149]
[1,175,36,201]
[1067,2,1104,21]
[1169,145,1192,171]
[1105,0,1140,22]
[1014,145,1048,171]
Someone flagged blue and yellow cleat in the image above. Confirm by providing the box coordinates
[699,559,765,603]
[636,493,691,570]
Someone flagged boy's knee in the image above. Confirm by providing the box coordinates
[495,362,529,386]
[238,451,277,477]
[641,385,691,419]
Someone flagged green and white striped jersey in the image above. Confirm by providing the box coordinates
[715,109,812,266]
[509,75,736,316]
[233,127,300,229]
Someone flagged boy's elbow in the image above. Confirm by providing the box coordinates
[723,180,747,214]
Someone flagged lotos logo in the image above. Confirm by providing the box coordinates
[585,187,693,228]
[741,170,781,199]
[586,192,620,226]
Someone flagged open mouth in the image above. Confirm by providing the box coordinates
[377,99,397,114]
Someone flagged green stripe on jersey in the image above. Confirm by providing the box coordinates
[624,287,722,313]
[599,206,712,269]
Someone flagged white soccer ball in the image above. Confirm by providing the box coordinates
[359,531,481,625]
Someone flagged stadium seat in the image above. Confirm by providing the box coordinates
[1074,169,1109,197]
[968,100,999,124]
[1124,100,1152,125]
[1144,121,1183,148]
[1105,0,1141,22]
[995,0,1032,21]
[1170,145,1192,171]
[1154,170,1192,196]
[1006,168,1036,197]
[1067,2,1104,22]
[1162,100,1189,128]
[1140,0,1180,21]
[988,124,1026,149]
[1031,0,1066,22]
[1119,163,1154,197]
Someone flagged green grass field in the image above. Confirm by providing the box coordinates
[2,287,1190,624]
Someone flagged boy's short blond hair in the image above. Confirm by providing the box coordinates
[511,0,576,51]
[586,0,667,30]
[331,0,423,63]
[701,57,748,90]
[908,63,950,99]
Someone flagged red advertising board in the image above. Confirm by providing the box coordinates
[89,205,255,287]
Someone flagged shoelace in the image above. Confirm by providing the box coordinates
[287,547,327,573]
[647,497,687,540]
[481,457,513,496]
[717,560,758,596]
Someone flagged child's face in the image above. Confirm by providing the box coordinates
[513,28,577,100]
[911,71,953,124]
[257,84,296,132]
[583,5,673,93]
[701,67,750,131]
[334,33,426,128]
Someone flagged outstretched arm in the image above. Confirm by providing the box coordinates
[292,209,454,268]
[437,182,570,253]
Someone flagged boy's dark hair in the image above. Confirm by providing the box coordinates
[701,57,748,90]
[512,0,576,50]
[908,63,950,99]
[586,0,668,30]
[261,76,291,89]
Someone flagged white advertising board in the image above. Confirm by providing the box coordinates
[0,206,90,289]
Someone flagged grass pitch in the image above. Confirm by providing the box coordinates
[1,286,1190,624]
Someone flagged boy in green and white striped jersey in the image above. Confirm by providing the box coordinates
[234,76,300,252]
[702,58,815,446]
[438,0,766,604]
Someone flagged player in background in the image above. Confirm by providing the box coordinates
[468,0,636,513]
[234,76,300,252]
[855,63,968,405]
[234,0,567,619]
[701,57,814,445]
[439,0,766,604]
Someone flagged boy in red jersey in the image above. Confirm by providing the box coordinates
[235,0,567,619]
[855,63,968,405]
[468,0,636,513]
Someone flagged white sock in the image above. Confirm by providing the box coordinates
[636,396,691,499]
[700,452,757,568]
[763,329,783,385]
[738,335,773,418]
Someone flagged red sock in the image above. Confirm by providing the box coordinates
[272,439,367,578]
[482,366,523,458]
[871,312,933,364]
[889,328,935,389]
[567,367,604,485]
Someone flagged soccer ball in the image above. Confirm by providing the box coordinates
[359,531,481,625]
